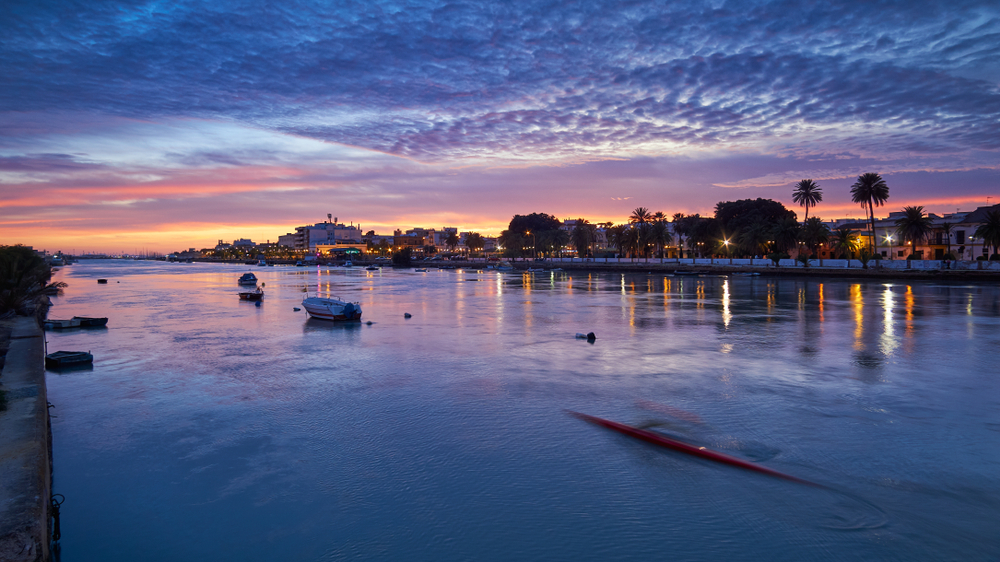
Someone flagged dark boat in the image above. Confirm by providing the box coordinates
[73,316,109,327]
[238,272,258,285]
[569,411,821,487]
[45,351,94,369]
[97,279,108,284]
[239,288,264,301]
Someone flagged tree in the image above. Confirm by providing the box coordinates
[672,213,688,258]
[799,217,831,258]
[0,245,66,315]
[973,210,1000,257]
[570,220,596,258]
[738,221,772,257]
[391,247,412,266]
[771,217,802,254]
[445,232,460,252]
[792,179,823,222]
[894,206,934,258]
[537,229,570,258]
[607,224,629,257]
[650,218,672,258]
[629,207,651,225]
[465,232,485,256]
[498,231,525,260]
[939,222,954,258]
[831,226,860,259]
[850,173,890,255]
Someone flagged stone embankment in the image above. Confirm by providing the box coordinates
[0,317,50,562]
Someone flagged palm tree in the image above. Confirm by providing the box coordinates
[792,179,823,222]
[738,221,771,257]
[771,217,801,254]
[445,232,460,252]
[799,217,831,261]
[672,213,687,258]
[629,207,651,225]
[607,224,629,258]
[832,226,860,259]
[850,173,890,255]
[466,232,485,256]
[894,206,933,258]
[570,220,594,258]
[939,222,954,258]
[974,210,1000,258]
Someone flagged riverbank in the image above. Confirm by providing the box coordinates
[0,317,50,562]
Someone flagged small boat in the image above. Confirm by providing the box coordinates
[257,259,267,266]
[526,267,545,272]
[50,257,65,266]
[569,411,821,487]
[238,272,258,285]
[414,268,428,272]
[45,318,81,329]
[97,279,108,284]
[365,266,379,271]
[239,288,264,301]
[301,296,362,321]
[295,261,304,266]
[343,261,353,267]
[72,316,109,327]
[45,350,93,369]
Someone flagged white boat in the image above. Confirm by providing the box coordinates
[238,272,258,285]
[302,296,363,321]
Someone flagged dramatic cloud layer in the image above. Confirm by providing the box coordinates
[2,0,999,251]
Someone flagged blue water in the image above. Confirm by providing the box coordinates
[44,261,1000,561]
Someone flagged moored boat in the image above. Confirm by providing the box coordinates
[45,350,94,369]
[238,272,258,285]
[239,287,264,301]
[301,296,362,321]
[72,316,109,327]
[45,318,81,329]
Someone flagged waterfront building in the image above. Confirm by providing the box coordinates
[294,219,364,251]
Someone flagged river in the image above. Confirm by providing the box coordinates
[44,261,1000,561]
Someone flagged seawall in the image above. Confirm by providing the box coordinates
[0,317,50,562]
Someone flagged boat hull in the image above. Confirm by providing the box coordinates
[302,297,362,321]
[73,316,108,327]
[45,351,94,369]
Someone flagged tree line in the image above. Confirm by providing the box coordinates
[500,173,1000,261]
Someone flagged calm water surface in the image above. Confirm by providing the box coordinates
[45,261,1000,561]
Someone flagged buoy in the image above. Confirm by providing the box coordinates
[255,301,261,307]
[97,279,107,284]
[575,333,587,339]
[293,307,301,311]
[366,321,372,325]
[587,332,596,341]
[404,313,412,318]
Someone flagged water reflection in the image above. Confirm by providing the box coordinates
[43,262,1000,562]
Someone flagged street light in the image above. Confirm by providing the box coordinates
[885,235,893,259]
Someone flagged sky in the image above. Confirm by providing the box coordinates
[2,0,999,253]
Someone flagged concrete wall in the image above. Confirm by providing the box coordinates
[0,317,50,562]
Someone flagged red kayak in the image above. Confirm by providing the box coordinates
[568,411,822,488]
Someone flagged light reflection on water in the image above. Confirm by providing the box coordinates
[45,261,1000,561]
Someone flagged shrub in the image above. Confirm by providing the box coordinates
[942,253,957,261]
[767,252,790,265]
[391,247,413,266]
[991,254,1000,261]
